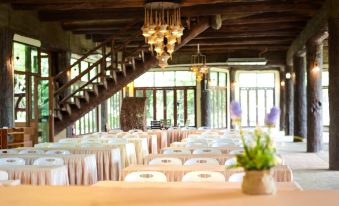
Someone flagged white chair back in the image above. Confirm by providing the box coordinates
[116,132,129,138]
[0,149,18,154]
[48,142,77,148]
[123,134,137,139]
[107,138,128,144]
[229,149,243,155]
[58,138,80,144]
[185,141,208,148]
[0,170,9,181]
[45,150,71,155]
[170,142,187,148]
[34,143,52,148]
[184,158,220,166]
[192,148,222,155]
[149,158,182,166]
[124,171,167,182]
[80,139,101,144]
[0,158,25,166]
[108,129,123,134]
[228,172,245,182]
[211,142,234,147]
[182,171,225,182]
[80,142,104,147]
[33,157,64,166]
[18,149,44,155]
[162,148,191,155]
[224,157,237,167]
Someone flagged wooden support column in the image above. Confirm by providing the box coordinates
[306,41,323,152]
[201,75,210,127]
[0,28,14,128]
[229,68,236,129]
[329,17,339,169]
[100,101,108,132]
[279,69,286,132]
[285,64,294,136]
[293,52,307,142]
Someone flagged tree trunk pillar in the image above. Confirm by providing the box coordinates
[293,53,307,142]
[0,28,14,128]
[329,17,339,169]
[279,69,286,131]
[306,41,323,152]
[201,75,211,127]
[285,65,294,136]
[229,68,236,129]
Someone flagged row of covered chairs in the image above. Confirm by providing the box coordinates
[124,171,244,183]
[148,157,237,166]
[0,157,64,166]
[162,148,243,155]
[0,149,71,155]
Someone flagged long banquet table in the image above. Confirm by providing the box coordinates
[0,154,97,185]
[16,146,124,181]
[160,146,242,154]
[0,186,337,206]
[0,165,69,186]
[121,165,293,182]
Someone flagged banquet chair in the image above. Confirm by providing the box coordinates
[224,157,237,167]
[33,157,64,166]
[162,148,191,154]
[185,141,208,148]
[184,158,220,166]
[80,139,102,144]
[18,149,44,155]
[80,142,104,147]
[129,129,143,133]
[45,150,71,155]
[49,142,77,148]
[198,127,210,131]
[58,138,80,143]
[211,142,234,147]
[123,134,137,139]
[182,171,225,182]
[228,172,245,182]
[116,132,129,138]
[108,129,123,134]
[0,149,18,154]
[34,143,52,148]
[107,138,128,144]
[229,149,243,155]
[124,171,167,182]
[192,148,222,155]
[0,157,25,166]
[149,157,182,166]
[170,142,187,147]
[0,170,9,181]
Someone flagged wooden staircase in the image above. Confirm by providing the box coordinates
[49,31,158,138]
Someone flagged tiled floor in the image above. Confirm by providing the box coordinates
[277,133,339,190]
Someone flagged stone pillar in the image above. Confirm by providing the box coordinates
[279,69,286,131]
[0,28,14,128]
[329,17,339,169]
[200,75,210,127]
[306,41,323,152]
[293,53,307,142]
[285,64,294,136]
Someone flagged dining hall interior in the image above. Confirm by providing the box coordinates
[1,0,339,205]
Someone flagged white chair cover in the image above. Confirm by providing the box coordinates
[229,149,243,155]
[80,142,104,147]
[48,143,77,148]
[192,148,222,155]
[170,142,187,147]
[58,138,80,144]
[0,170,9,181]
[124,171,167,182]
[0,158,25,166]
[33,157,64,166]
[185,142,208,147]
[108,129,123,134]
[34,143,52,148]
[0,149,18,154]
[45,150,71,155]
[18,149,44,155]
[184,158,220,166]
[149,158,182,166]
[211,142,234,147]
[123,134,137,139]
[228,172,245,182]
[162,148,191,155]
[107,138,128,144]
[182,171,225,182]
[80,139,101,144]
[116,132,129,138]
[224,157,237,167]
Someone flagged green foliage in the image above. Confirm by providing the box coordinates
[233,129,279,171]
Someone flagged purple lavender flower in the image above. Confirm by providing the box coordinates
[230,101,242,120]
[265,106,280,127]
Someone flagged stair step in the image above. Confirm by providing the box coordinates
[66,97,81,109]
[74,91,90,103]
[82,86,98,96]
[56,104,71,116]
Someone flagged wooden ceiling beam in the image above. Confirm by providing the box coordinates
[37,2,319,21]
[196,30,300,39]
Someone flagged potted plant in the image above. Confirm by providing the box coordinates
[234,129,281,195]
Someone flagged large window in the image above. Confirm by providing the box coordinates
[107,91,122,129]
[209,71,228,128]
[74,107,98,135]
[323,70,329,126]
[238,72,276,127]
[134,71,196,127]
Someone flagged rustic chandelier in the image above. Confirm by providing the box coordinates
[191,44,208,82]
[142,0,184,68]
